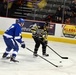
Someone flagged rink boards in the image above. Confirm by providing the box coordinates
[0,30,76,44]
[0,17,76,44]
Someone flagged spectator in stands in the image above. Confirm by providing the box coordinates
[0,0,8,17]
[68,0,76,24]
[52,6,71,24]
[69,0,76,17]
[24,0,32,8]
[64,11,71,24]
[8,0,15,9]
[37,0,47,9]
[43,15,52,22]
[52,6,62,23]
[26,0,47,9]
[55,6,62,17]
[26,0,40,8]
[9,0,24,17]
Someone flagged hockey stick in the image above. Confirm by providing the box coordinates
[37,38,68,59]
[47,45,68,59]
[26,47,58,67]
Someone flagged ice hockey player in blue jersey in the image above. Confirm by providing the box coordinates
[2,18,25,62]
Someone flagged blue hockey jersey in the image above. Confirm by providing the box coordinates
[3,23,23,44]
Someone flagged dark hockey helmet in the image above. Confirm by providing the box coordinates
[38,22,44,29]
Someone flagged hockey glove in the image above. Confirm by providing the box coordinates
[21,35,22,39]
[21,42,25,48]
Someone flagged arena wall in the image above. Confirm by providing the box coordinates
[0,17,76,44]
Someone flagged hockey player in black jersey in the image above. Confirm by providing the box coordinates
[31,22,50,57]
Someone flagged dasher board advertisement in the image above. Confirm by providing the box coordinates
[62,24,76,38]
[19,20,56,35]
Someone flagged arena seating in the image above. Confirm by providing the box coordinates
[11,0,72,21]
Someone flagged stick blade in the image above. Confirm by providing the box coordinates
[62,57,68,59]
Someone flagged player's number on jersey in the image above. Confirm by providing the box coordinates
[7,26,15,31]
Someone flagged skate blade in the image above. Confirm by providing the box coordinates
[10,61,19,64]
[33,55,38,58]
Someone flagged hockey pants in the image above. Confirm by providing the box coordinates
[33,36,47,55]
[3,36,19,58]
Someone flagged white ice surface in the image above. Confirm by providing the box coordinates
[0,35,76,75]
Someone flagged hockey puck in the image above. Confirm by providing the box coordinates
[59,61,62,63]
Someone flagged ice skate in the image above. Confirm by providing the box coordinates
[2,53,10,59]
[43,53,49,57]
[10,57,19,62]
[33,53,38,57]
